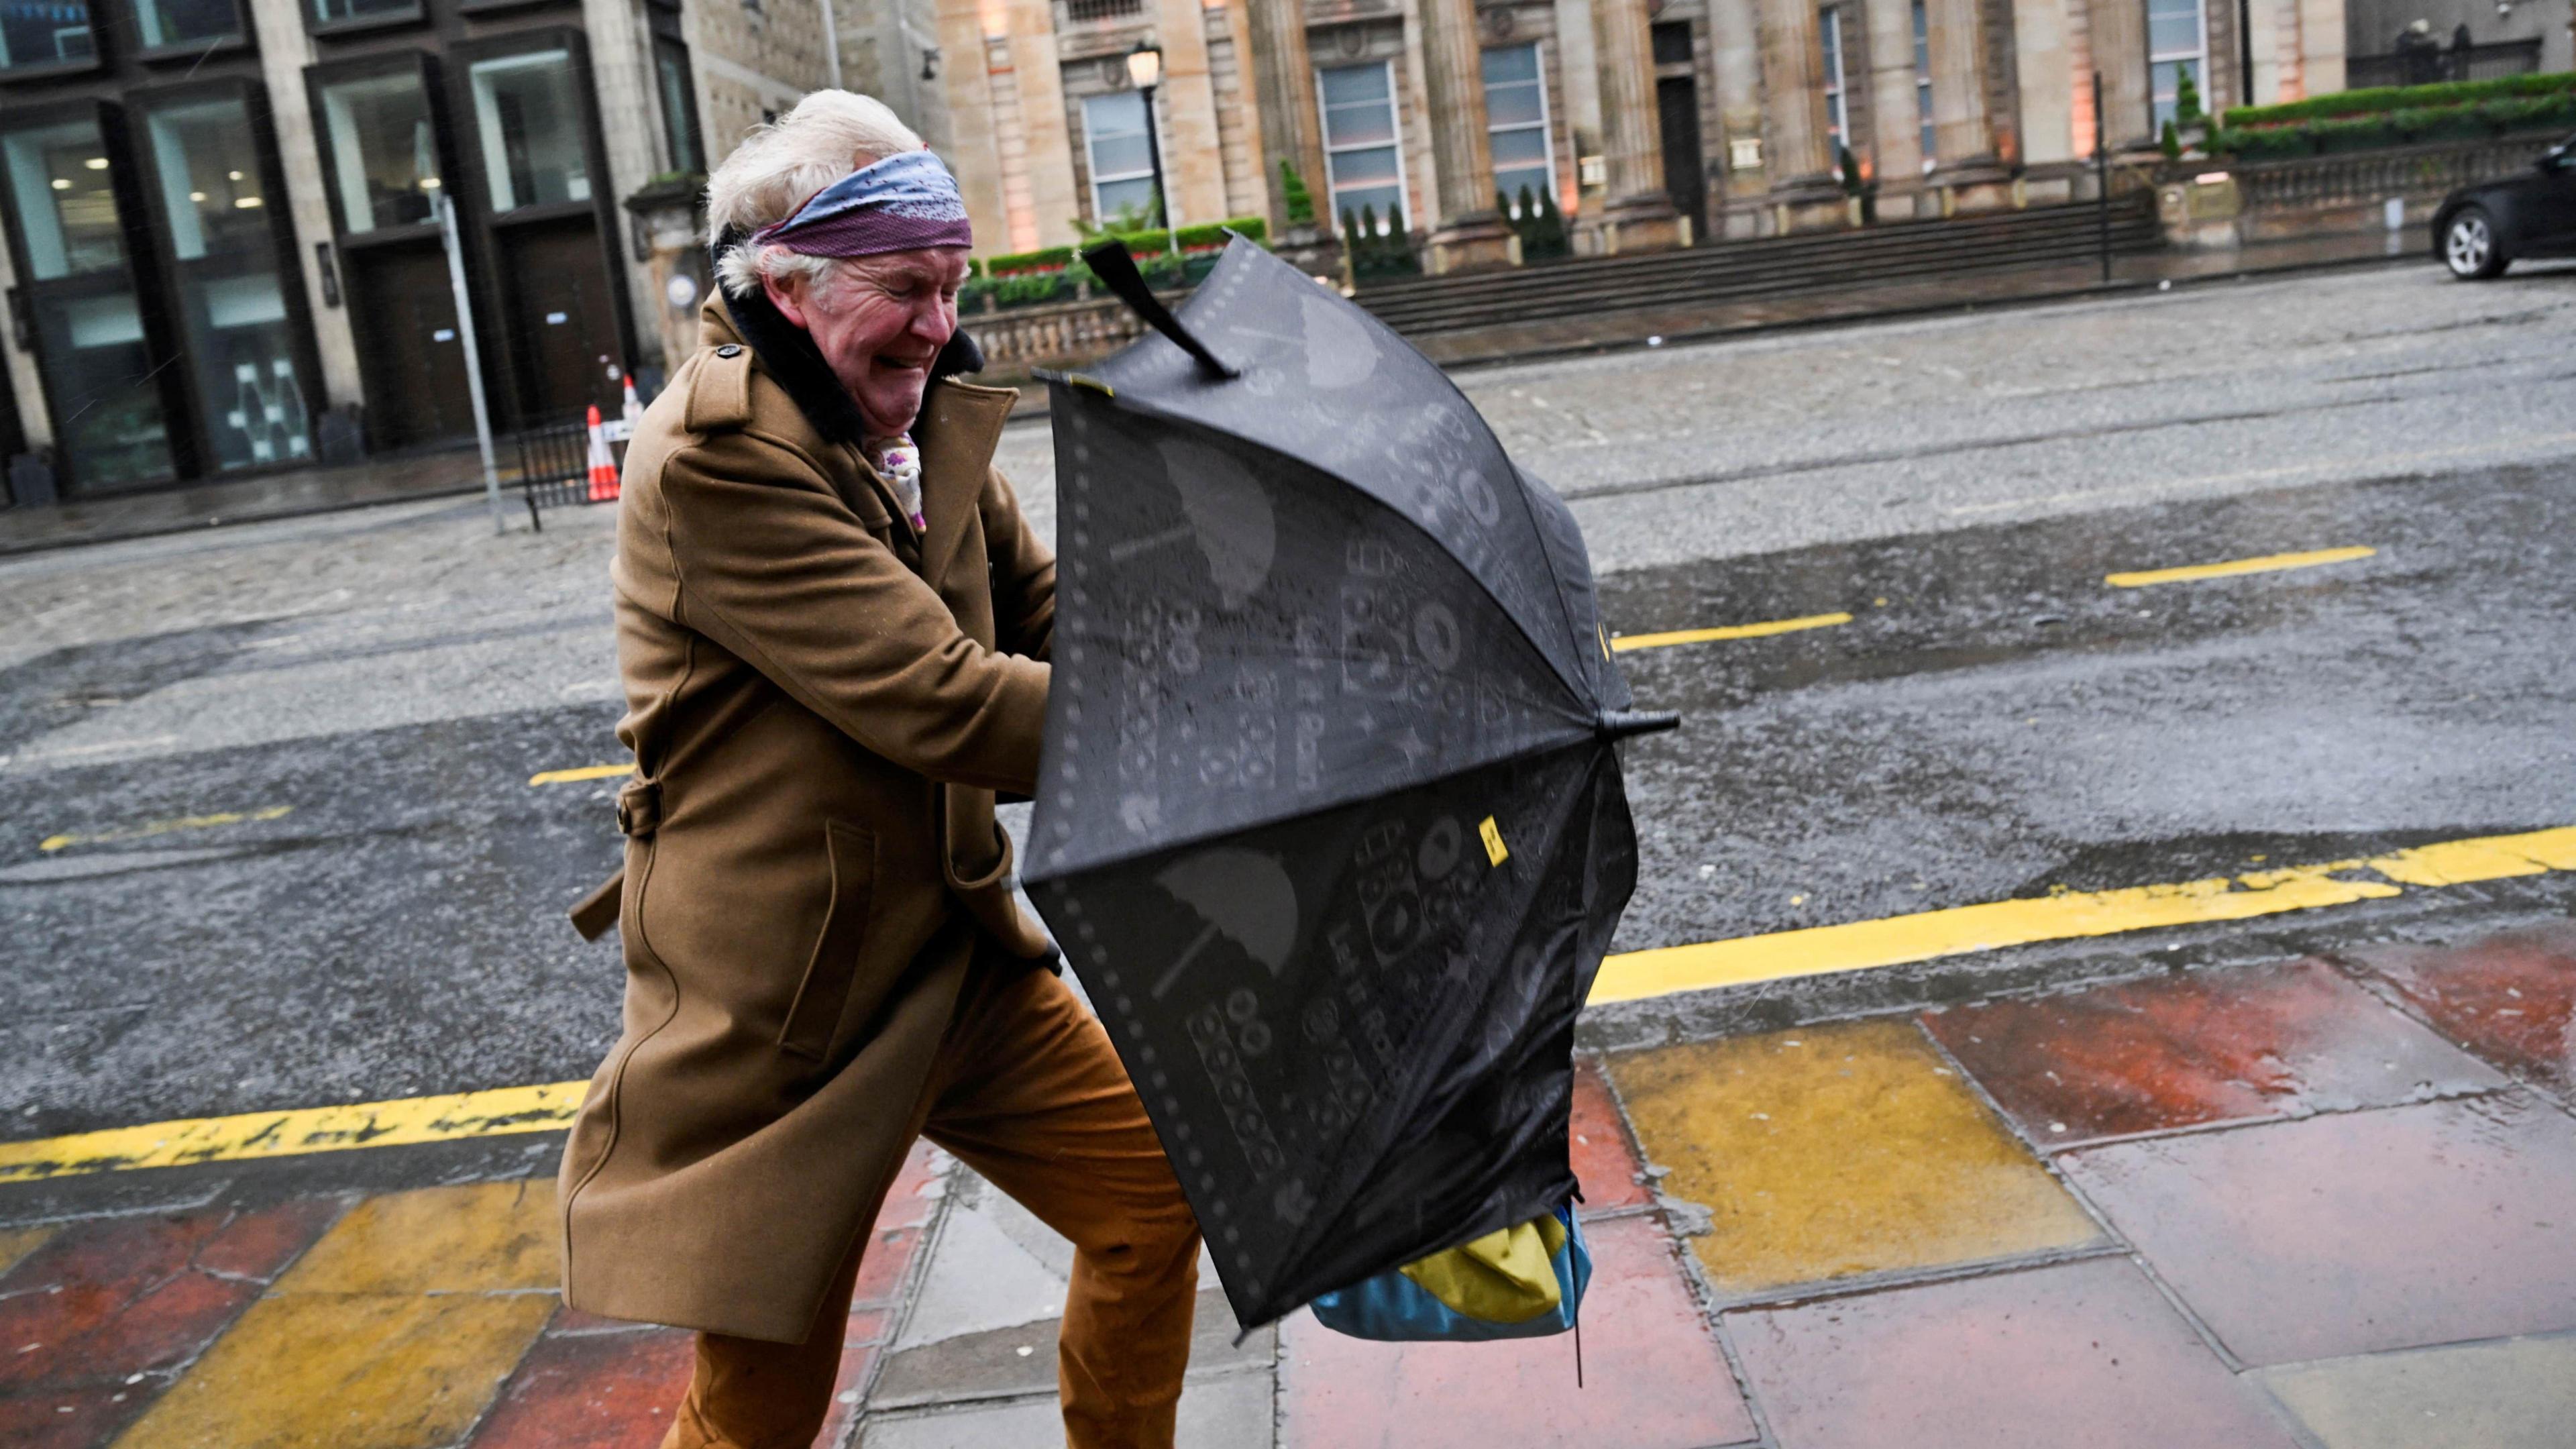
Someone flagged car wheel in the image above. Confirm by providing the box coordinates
[2443,207,2507,280]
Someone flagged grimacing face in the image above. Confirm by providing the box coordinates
[762,247,969,437]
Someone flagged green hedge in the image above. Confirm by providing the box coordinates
[2206,89,2576,157]
[977,217,1267,277]
[960,244,1232,313]
[2219,69,2574,129]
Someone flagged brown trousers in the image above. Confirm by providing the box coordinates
[660,955,1202,1449]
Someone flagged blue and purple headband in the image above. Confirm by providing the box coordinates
[751,150,974,257]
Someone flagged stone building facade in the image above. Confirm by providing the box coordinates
[3,0,2367,501]
[0,0,814,497]
[899,0,2354,258]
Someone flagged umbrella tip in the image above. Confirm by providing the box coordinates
[1081,239,1240,381]
[1597,710,1680,741]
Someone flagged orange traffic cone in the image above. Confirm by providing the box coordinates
[585,404,620,502]
[621,374,644,429]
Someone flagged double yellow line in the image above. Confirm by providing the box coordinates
[7,822,2567,1185]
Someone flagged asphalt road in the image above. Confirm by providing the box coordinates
[5,258,2573,1138]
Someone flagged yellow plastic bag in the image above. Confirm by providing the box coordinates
[1395,1212,1570,1325]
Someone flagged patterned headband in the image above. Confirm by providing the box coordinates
[751,150,974,258]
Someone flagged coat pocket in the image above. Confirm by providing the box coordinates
[780,821,875,1061]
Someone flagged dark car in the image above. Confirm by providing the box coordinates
[2432,132,2576,279]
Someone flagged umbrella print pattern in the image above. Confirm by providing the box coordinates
[1028,238,1666,1328]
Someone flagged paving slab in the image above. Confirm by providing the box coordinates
[464,1320,696,1448]
[1568,1057,1651,1212]
[113,1180,559,1448]
[1277,1214,1756,1448]
[1922,958,2508,1148]
[2337,922,2576,1097]
[0,1196,339,1444]
[2254,1330,2576,1449]
[2059,1093,2576,1366]
[863,1368,1273,1449]
[874,1288,1268,1409]
[1725,1256,2305,1449]
[1610,1018,2100,1297]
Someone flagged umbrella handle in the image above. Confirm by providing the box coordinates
[1597,710,1680,741]
[1082,239,1240,380]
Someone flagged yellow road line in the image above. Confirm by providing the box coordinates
[11,824,2571,1183]
[1611,612,1853,653]
[38,805,293,854]
[0,1081,589,1184]
[529,763,632,786]
[1589,824,2576,1006]
[2105,545,2375,589]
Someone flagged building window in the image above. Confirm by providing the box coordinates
[133,0,241,51]
[1482,43,1552,217]
[1819,9,1847,159]
[319,69,443,233]
[1066,0,1144,19]
[1081,90,1158,225]
[1,115,177,487]
[655,38,706,174]
[469,49,592,211]
[2149,0,2206,131]
[1318,61,1406,235]
[311,0,418,28]
[1912,0,1935,171]
[1,0,97,71]
[140,93,314,471]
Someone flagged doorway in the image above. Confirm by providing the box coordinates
[1657,76,1708,246]
[348,240,478,451]
[497,217,623,427]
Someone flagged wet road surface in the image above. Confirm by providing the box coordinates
[6,453,2571,1138]
[5,261,2575,1138]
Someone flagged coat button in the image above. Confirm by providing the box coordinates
[716,343,743,358]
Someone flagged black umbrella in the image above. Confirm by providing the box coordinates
[1025,237,1672,1330]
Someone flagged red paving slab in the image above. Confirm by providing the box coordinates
[1570,1058,1652,1212]
[1923,959,2507,1147]
[2059,1093,2576,1366]
[1725,1257,2304,1449]
[468,1322,698,1448]
[2337,923,2576,1097]
[1278,1214,1757,1449]
[0,1198,340,1446]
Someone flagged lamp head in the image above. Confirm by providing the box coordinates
[1126,40,1163,89]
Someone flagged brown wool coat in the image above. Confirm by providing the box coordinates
[557,301,1056,1343]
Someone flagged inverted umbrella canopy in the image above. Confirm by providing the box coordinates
[1027,237,1669,1329]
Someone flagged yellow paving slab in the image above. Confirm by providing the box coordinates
[114,1291,555,1449]
[2256,1333,2576,1449]
[1610,1018,2100,1299]
[284,1179,559,1294]
[113,1180,562,1448]
[0,1223,55,1276]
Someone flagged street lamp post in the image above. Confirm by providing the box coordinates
[1126,40,1177,258]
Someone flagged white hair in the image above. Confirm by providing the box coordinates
[708,90,927,301]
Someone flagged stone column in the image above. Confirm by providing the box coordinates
[1008,0,1081,248]
[248,0,360,411]
[1925,0,2000,172]
[1415,0,1517,271]
[1587,0,1686,252]
[1866,0,1925,204]
[932,0,1012,250]
[1154,0,1231,225]
[1709,0,1770,232]
[2294,0,2341,97]
[2088,0,2150,150]
[1240,0,1330,239]
[1756,0,1841,204]
[2013,0,2077,164]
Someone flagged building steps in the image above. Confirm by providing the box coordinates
[1356,197,2163,337]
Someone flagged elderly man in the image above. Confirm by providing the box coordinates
[555,92,1201,1448]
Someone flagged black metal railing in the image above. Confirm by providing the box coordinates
[2346,37,2542,89]
[1064,0,1143,21]
[513,418,626,529]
